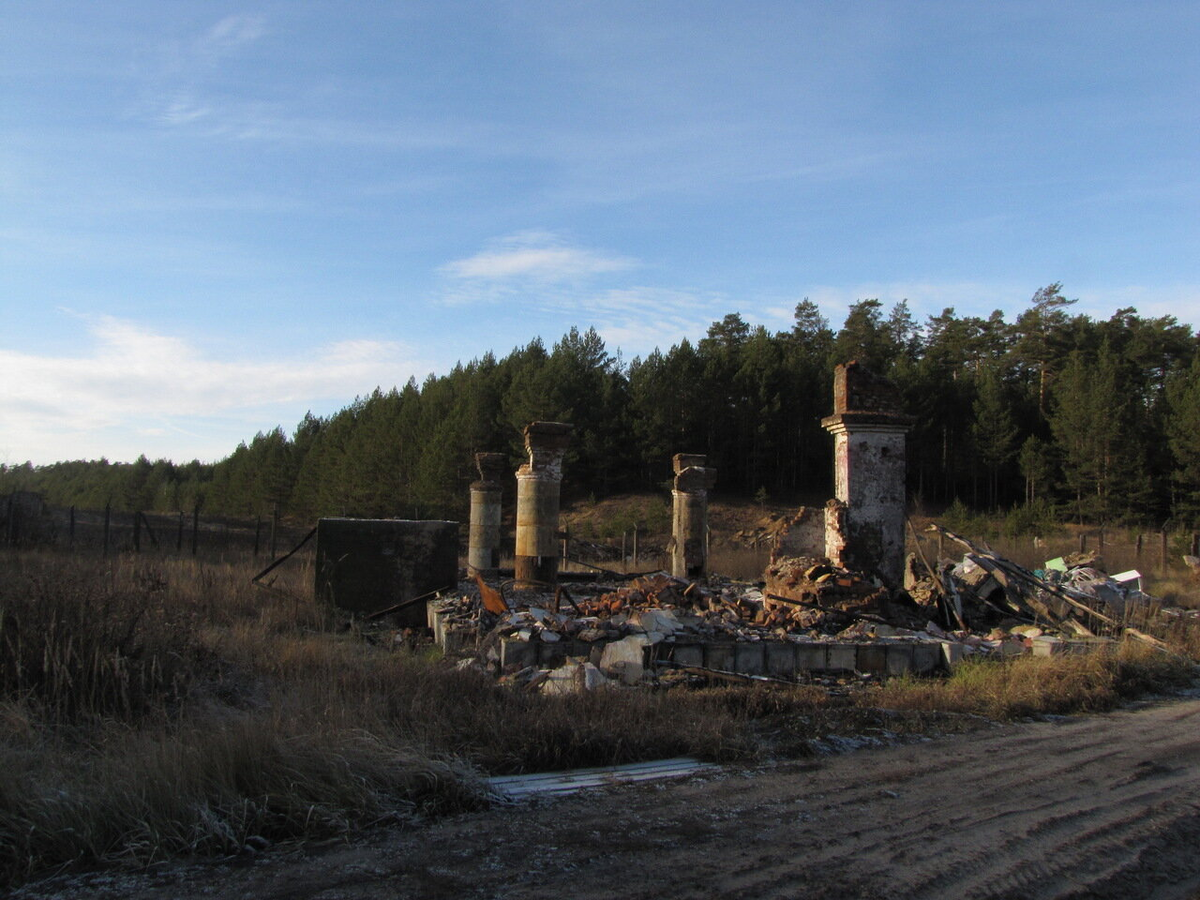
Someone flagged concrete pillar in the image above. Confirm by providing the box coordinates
[670,453,717,579]
[820,361,914,589]
[468,452,507,579]
[514,422,573,587]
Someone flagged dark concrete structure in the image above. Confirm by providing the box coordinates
[315,518,458,626]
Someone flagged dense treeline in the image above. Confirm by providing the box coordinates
[5,285,1199,527]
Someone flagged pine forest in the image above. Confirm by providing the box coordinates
[5,285,1200,529]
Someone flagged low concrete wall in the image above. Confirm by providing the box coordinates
[428,600,958,678]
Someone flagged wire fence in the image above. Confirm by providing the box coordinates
[1,492,313,562]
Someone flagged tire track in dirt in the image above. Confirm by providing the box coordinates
[15,697,1200,900]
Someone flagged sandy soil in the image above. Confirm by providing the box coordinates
[17,696,1200,900]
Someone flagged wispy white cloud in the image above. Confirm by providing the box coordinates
[438,233,728,354]
[198,14,267,57]
[158,95,212,126]
[441,231,635,285]
[547,287,728,358]
[0,316,436,464]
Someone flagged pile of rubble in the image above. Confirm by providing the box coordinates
[424,521,1176,695]
[908,524,1156,639]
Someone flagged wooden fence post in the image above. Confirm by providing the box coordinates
[1161,530,1169,574]
[103,503,111,556]
[176,511,184,553]
[270,501,280,558]
[633,524,639,566]
[191,503,200,557]
[133,511,141,553]
[3,488,16,546]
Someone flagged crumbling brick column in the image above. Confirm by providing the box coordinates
[514,422,573,588]
[670,453,717,579]
[820,362,914,589]
[468,452,507,579]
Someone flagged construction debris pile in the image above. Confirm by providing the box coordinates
[424,521,1173,695]
[907,524,1156,643]
[431,569,948,692]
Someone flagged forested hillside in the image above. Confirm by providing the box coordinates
[5,285,1199,527]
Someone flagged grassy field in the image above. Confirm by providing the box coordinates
[0,545,1197,888]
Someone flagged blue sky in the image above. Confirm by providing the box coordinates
[2,1,1198,465]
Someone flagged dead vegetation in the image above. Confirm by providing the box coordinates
[1,545,1197,890]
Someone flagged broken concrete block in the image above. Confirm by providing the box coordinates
[1032,635,1065,657]
[998,639,1028,657]
[765,641,797,677]
[911,642,940,674]
[630,608,683,635]
[885,643,915,676]
[795,642,828,672]
[580,661,610,690]
[542,661,611,694]
[542,663,581,695]
[500,637,536,671]
[669,643,704,668]
[704,642,736,672]
[599,634,650,684]
[734,642,766,676]
[826,643,857,672]
[857,644,888,676]
[940,641,965,668]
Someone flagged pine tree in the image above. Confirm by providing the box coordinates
[1050,343,1129,522]
[1013,284,1077,419]
[1167,353,1200,523]
[971,367,1019,508]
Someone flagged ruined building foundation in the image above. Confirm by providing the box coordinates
[670,453,717,579]
[820,361,915,588]
[514,422,573,587]
[468,451,508,579]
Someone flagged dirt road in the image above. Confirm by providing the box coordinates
[19,697,1200,900]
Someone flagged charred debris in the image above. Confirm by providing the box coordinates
[413,364,1176,694]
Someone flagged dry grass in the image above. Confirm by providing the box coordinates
[1,547,1197,889]
[0,551,758,886]
[863,641,1196,721]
